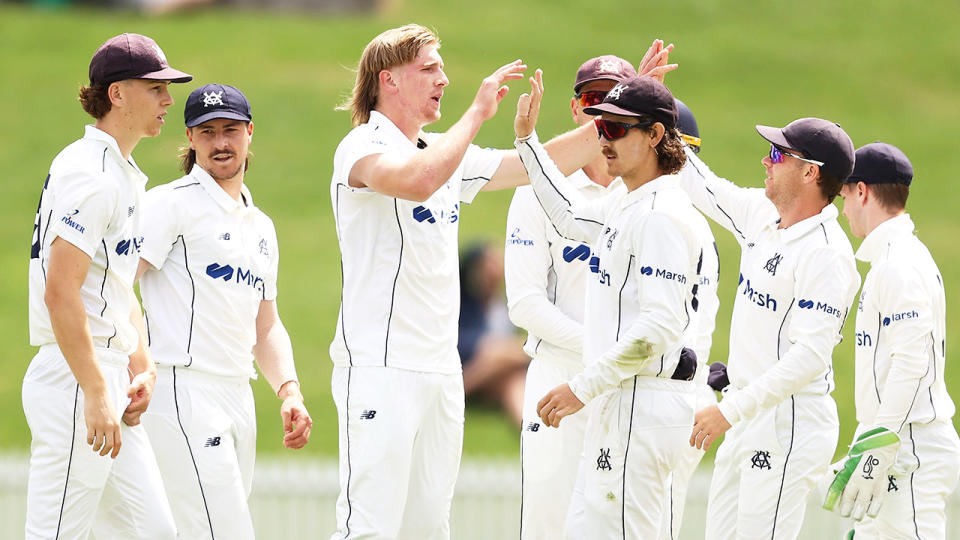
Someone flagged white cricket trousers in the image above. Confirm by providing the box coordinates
[660,382,717,540]
[853,420,960,539]
[330,366,464,540]
[705,393,839,540]
[520,354,588,540]
[566,376,695,540]
[22,344,175,540]
[141,366,257,540]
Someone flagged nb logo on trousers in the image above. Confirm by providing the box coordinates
[204,437,221,448]
[360,410,377,420]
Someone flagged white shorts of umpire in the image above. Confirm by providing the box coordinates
[22,345,175,540]
[705,393,839,540]
[566,376,695,540]
[520,355,588,540]
[142,366,257,540]
[854,420,960,539]
[330,366,464,540]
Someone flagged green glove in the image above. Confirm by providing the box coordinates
[823,427,900,520]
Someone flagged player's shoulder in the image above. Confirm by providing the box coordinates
[145,175,200,199]
[49,136,111,179]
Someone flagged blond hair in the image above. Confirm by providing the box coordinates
[337,24,440,126]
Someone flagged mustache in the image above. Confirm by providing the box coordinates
[209,149,235,159]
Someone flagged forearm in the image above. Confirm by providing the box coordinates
[127,287,155,377]
[508,294,584,353]
[254,319,299,396]
[46,289,106,394]
[873,349,933,432]
[514,131,602,243]
[543,122,599,176]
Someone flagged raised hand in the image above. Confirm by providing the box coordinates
[471,59,527,121]
[514,69,544,139]
[637,39,678,83]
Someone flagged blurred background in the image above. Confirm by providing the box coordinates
[1,0,959,536]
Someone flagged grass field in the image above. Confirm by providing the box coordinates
[1,0,959,461]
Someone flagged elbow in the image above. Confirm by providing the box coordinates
[44,284,67,313]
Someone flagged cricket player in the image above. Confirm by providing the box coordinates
[682,118,860,539]
[661,97,721,540]
[23,33,190,539]
[518,72,709,538]
[329,24,626,539]
[136,83,312,539]
[505,54,635,540]
[823,142,960,537]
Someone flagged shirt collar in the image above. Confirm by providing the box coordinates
[856,213,914,263]
[369,110,421,149]
[83,125,147,183]
[774,203,839,244]
[620,174,680,207]
[568,169,618,192]
[188,164,252,214]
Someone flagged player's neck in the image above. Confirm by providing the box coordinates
[212,173,245,202]
[94,116,142,160]
[582,155,614,188]
[862,206,906,238]
[775,196,828,229]
[375,104,427,144]
[621,160,662,192]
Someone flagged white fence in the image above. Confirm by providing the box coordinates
[2,453,959,539]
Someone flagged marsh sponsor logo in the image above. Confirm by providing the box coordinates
[738,273,777,311]
[799,298,843,319]
[115,237,143,256]
[640,265,687,285]
[413,203,459,225]
[883,310,919,326]
[205,262,264,292]
[856,331,873,347]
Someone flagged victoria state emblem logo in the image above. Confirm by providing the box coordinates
[202,91,225,107]
[607,83,628,101]
[597,58,621,74]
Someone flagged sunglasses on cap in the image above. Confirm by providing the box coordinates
[594,118,654,141]
[769,144,824,166]
[681,134,701,154]
[575,90,607,109]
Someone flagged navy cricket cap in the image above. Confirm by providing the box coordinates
[675,98,701,151]
[845,142,913,185]
[89,33,192,86]
[583,76,678,129]
[184,84,253,128]
[574,55,637,93]
[756,117,855,181]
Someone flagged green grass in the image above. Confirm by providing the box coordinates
[1,0,959,460]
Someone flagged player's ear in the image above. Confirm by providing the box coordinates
[246,121,254,141]
[649,122,665,148]
[379,69,398,94]
[107,81,125,108]
[185,127,196,150]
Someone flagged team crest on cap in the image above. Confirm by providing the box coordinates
[202,91,225,107]
[607,83,628,100]
[152,44,167,64]
[597,58,621,74]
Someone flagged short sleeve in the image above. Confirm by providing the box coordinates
[459,143,504,204]
[48,169,116,258]
[332,126,395,189]
[138,185,182,269]
[262,217,280,302]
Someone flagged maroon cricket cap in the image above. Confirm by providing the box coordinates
[756,118,855,181]
[574,55,637,94]
[88,33,192,86]
[583,76,678,129]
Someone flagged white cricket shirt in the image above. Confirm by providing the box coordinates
[679,149,860,424]
[29,125,147,355]
[504,170,611,366]
[138,165,279,379]
[330,111,503,374]
[516,133,705,404]
[852,214,954,431]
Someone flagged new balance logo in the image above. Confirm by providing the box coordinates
[360,410,377,420]
[204,437,221,447]
[219,232,231,241]
[525,422,540,432]
[750,450,772,470]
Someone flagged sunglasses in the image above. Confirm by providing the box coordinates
[681,134,701,154]
[768,144,824,166]
[575,90,607,109]
[594,118,654,141]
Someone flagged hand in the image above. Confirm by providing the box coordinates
[514,69,543,139]
[536,383,584,427]
[84,387,122,458]
[690,404,731,451]
[823,427,901,520]
[122,369,156,426]
[280,390,312,450]
[636,39,678,83]
[471,59,527,122]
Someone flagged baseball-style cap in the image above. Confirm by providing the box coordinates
[583,76,678,129]
[89,33,192,86]
[756,118,855,181]
[184,84,253,128]
[574,55,637,93]
[845,142,913,185]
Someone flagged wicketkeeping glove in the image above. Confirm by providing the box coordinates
[823,426,900,521]
[707,362,730,392]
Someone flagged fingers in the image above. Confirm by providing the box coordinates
[495,85,510,104]
[281,407,293,433]
[639,38,663,71]
[530,69,544,109]
[516,93,531,117]
[282,410,313,449]
[493,59,527,81]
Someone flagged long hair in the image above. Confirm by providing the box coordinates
[336,24,439,126]
[78,83,112,119]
